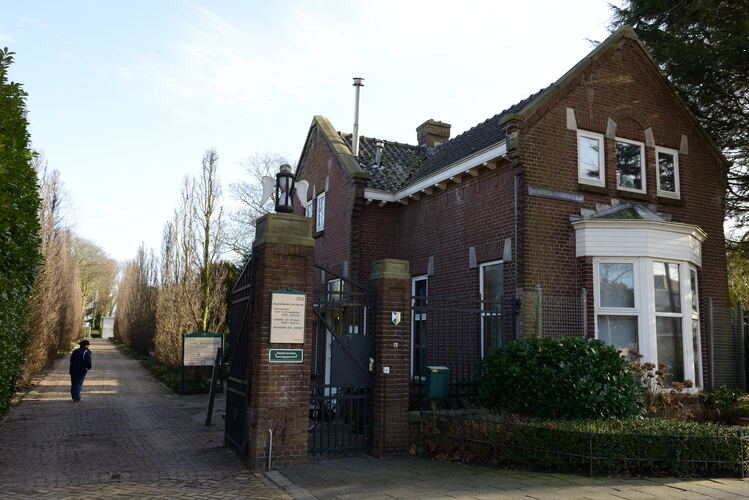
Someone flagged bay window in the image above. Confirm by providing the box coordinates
[594,257,702,387]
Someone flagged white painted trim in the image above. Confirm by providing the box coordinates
[615,137,647,194]
[573,219,706,267]
[577,130,605,187]
[316,192,326,232]
[655,146,681,199]
[363,141,506,203]
[479,260,503,359]
[410,275,428,379]
[593,257,702,389]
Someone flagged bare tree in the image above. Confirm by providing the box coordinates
[229,152,291,258]
[115,245,157,353]
[70,236,117,330]
[23,156,82,382]
[196,149,225,331]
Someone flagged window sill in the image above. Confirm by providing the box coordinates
[314,230,324,238]
[616,189,650,201]
[578,183,607,195]
[657,195,682,206]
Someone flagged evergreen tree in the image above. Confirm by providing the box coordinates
[611,1,749,234]
[0,47,41,415]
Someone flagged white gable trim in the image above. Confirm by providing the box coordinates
[364,141,507,203]
[572,219,707,267]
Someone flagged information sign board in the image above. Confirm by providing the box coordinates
[183,332,223,367]
[270,289,306,344]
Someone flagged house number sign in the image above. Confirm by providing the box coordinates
[270,288,306,344]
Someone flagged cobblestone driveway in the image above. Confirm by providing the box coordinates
[0,339,288,499]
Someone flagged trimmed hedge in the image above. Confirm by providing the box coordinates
[112,339,211,394]
[0,48,41,416]
[478,336,643,419]
[422,411,749,477]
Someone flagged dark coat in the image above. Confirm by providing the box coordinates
[69,347,92,377]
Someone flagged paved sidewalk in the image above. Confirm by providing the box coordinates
[281,456,749,500]
[0,338,288,499]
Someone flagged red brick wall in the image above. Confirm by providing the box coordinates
[518,38,728,382]
[294,126,362,277]
[519,38,727,306]
[247,231,314,470]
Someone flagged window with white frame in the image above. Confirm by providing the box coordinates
[577,130,605,186]
[316,192,326,232]
[594,257,702,387]
[656,147,680,198]
[480,260,503,357]
[305,199,313,218]
[411,276,428,379]
[615,138,646,193]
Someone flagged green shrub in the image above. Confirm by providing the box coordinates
[422,411,749,476]
[0,48,41,416]
[477,336,643,419]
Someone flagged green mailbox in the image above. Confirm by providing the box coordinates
[425,366,449,399]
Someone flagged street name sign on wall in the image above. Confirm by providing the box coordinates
[183,332,223,367]
[528,186,584,204]
[269,348,304,363]
[270,288,306,344]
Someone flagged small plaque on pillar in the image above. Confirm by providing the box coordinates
[270,288,306,343]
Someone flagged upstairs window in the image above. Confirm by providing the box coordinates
[316,192,326,232]
[578,130,605,186]
[656,147,680,199]
[615,138,646,193]
[305,200,313,218]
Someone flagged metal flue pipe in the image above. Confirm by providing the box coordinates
[352,77,364,157]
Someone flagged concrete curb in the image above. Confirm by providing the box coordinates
[265,470,317,500]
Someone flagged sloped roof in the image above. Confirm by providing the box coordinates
[340,86,551,192]
[303,26,728,194]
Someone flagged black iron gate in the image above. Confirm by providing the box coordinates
[309,264,376,457]
[225,256,254,456]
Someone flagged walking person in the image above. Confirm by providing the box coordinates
[69,340,92,402]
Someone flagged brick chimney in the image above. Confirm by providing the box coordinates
[416,119,451,148]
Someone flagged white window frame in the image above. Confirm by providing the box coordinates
[593,257,702,390]
[479,260,503,358]
[577,130,605,187]
[593,258,641,359]
[305,199,313,218]
[655,146,680,199]
[316,192,326,232]
[689,268,702,388]
[410,275,428,379]
[615,137,646,194]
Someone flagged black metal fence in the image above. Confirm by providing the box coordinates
[309,264,376,457]
[409,295,519,409]
[225,256,254,457]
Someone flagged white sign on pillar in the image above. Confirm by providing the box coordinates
[270,289,306,344]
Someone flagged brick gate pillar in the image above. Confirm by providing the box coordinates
[247,213,314,471]
[369,259,411,457]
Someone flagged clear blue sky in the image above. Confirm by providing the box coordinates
[1,1,615,261]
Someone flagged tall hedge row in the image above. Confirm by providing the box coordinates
[0,48,41,415]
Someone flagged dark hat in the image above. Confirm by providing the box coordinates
[79,340,90,346]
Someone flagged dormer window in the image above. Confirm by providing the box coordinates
[577,130,605,186]
[656,147,680,199]
[615,138,646,193]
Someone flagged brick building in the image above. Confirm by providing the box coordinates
[292,26,731,391]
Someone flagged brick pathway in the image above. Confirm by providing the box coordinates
[281,456,749,499]
[0,339,288,499]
